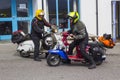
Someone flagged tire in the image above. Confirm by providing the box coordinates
[47,54,61,66]
[90,47,105,65]
[95,57,103,65]
[95,48,106,65]
[19,51,30,58]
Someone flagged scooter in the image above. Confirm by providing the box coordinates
[47,31,106,66]
[11,29,56,57]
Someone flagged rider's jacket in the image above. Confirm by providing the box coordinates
[31,17,51,38]
[68,20,89,42]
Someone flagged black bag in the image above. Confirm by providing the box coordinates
[11,30,25,44]
[103,34,111,40]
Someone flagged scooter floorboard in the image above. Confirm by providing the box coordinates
[68,55,84,61]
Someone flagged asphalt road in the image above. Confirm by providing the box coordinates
[0,42,120,80]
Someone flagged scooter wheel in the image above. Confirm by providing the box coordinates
[95,60,103,65]
[19,51,30,58]
[47,54,61,66]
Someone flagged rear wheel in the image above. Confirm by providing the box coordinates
[90,47,106,65]
[95,56,103,65]
[47,54,61,66]
[19,50,30,58]
[94,48,105,65]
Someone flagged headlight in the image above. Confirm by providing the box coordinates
[45,37,53,46]
[54,29,58,33]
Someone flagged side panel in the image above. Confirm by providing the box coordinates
[48,50,68,59]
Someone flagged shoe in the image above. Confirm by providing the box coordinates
[88,64,96,69]
[34,57,42,61]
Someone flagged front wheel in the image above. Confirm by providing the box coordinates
[47,54,61,66]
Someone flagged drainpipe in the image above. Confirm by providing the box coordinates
[96,0,98,36]
[112,1,116,42]
[56,0,59,26]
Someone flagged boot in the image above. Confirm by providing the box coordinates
[88,59,96,69]
[88,63,96,69]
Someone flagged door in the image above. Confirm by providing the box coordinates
[0,0,33,40]
[116,2,120,38]
[112,1,120,42]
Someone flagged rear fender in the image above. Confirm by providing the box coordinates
[48,50,68,60]
[17,44,33,52]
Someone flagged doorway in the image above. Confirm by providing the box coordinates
[0,0,33,40]
[112,1,120,42]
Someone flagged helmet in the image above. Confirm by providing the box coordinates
[67,12,80,23]
[35,9,45,20]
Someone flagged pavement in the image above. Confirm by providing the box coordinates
[0,40,11,44]
[0,40,120,80]
[106,42,120,55]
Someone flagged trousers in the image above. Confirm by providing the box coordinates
[69,40,95,64]
[31,36,41,59]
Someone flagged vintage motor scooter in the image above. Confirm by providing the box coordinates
[11,29,56,58]
[47,31,106,66]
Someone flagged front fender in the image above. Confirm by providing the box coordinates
[48,50,68,60]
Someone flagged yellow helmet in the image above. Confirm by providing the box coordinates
[68,12,80,23]
[35,9,45,20]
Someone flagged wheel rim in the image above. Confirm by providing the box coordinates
[50,55,60,65]
[20,51,30,57]
[45,37,53,46]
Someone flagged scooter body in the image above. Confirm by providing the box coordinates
[17,40,34,53]
[12,30,55,57]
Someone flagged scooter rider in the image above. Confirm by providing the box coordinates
[30,9,55,61]
[66,12,96,69]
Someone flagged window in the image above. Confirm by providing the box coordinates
[0,0,11,17]
[48,0,80,30]
[0,21,12,35]
[16,0,29,17]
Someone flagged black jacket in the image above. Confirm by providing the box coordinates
[31,17,51,38]
[68,21,89,43]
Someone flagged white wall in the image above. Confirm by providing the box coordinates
[80,0,97,35]
[32,0,42,16]
[81,0,112,36]
[98,0,112,36]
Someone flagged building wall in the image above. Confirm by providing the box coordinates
[81,0,97,35]
[32,0,42,16]
[98,0,112,36]
[81,0,112,36]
